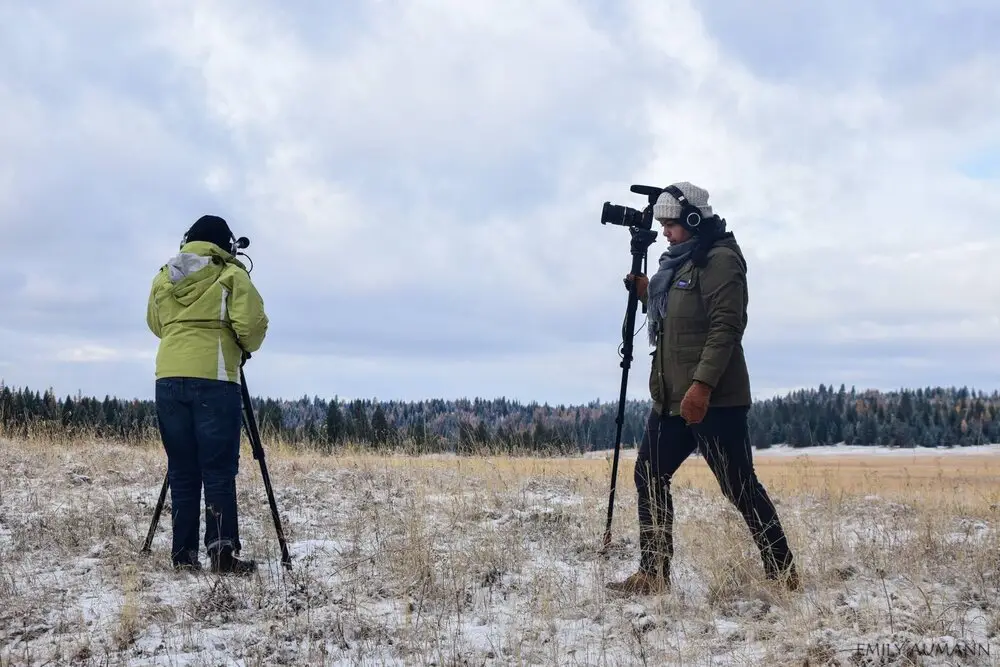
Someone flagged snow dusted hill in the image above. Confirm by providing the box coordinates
[758,443,1000,456]
[584,443,1000,459]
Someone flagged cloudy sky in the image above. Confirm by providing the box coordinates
[1,0,998,406]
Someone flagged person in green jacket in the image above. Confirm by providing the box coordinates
[147,214,268,575]
[607,182,798,595]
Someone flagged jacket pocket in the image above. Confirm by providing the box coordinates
[669,289,704,329]
[667,348,702,404]
[649,350,664,407]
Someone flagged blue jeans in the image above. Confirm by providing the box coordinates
[155,377,243,564]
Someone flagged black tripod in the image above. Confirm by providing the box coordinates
[140,367,293,571]
[599,184,664,552]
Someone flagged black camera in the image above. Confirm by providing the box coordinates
[601,184,666,230]
[601,202,644,228]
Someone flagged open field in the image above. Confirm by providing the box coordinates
[3,438,1000,665]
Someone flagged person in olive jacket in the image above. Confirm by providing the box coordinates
[607,182,799,595]
[147,215,268,575]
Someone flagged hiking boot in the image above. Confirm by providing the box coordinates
[783,565,801,591]
[172,550,202,572]
[606,570,669,596]
[172,559,202,572]
[767,563,801,591]
[209,547,257,576]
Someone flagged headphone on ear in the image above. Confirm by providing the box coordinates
[179,229,239,255]
[662,185,703,229]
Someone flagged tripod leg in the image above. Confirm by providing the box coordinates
[240,368,293,570]
[141,473,169,554]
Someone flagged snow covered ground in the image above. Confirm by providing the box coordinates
[757,444,1000,457]
[2,438,1000,665]
[585,443,1000,459]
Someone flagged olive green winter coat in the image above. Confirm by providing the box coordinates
[147,241,268,384]
[646,235,752,416]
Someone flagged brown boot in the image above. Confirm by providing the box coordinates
[606,570,669,595]
[767,563,801,591]
[782,564,801,591]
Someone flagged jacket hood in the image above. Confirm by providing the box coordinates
[163,241,246,306]
[711,233,747,271]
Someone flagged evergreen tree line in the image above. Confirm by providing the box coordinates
[1,381,998,453]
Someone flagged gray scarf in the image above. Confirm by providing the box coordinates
[646,236,698,345]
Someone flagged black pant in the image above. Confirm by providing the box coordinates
[634,406,793,578]
[155,377,244,565]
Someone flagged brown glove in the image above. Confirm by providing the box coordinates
[625,273,649,300]
[679,381,712,424]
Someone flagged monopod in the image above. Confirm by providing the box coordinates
[599,184,664,553]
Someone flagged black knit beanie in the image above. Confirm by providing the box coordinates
[184,215,233,252]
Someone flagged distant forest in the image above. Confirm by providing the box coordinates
[0,382,997,454]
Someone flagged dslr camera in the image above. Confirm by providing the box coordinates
[600,184,666,231]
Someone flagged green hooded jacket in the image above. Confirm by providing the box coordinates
[646,235,752,415]
[146,241,268,384]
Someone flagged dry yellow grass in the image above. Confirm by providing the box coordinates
[690,452,1000,508]
[362,448,1000,497]
[2,435,1000,665]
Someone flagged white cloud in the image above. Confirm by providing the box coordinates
[0,0,998,403]
[55,344,152,364]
